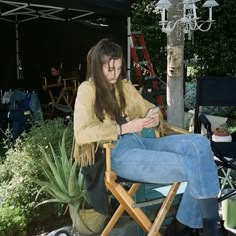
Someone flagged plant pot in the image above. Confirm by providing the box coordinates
[69,206,107,236]
[212,134,232,142]
[212,127,232,142]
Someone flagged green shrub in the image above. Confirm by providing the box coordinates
[0,118,73,234]
[0,204,27,236]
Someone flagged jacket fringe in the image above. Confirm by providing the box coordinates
[73,124,163,167]
[73,142,99,167]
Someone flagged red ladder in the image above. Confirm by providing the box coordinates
[130,32,167,118]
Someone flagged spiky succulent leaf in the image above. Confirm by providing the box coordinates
[35,185,47,201]
[38,161,60,188]
[60,131,71,186]
[39,145,68,194]
[33,178,71,203]
[68,161,82,197]
[70,201,81,230]
[35,199,63,208]
[33,131,87,211]
[78,168,85,190]
[49,142,67,186]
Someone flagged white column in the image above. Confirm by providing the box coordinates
[127,17,131,80]
[15,20,20,80]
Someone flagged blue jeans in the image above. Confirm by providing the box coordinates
[111,133,220,228]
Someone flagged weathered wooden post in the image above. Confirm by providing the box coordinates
[166,0,185,128]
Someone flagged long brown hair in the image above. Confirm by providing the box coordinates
[85,46,95,81]
[91,38,126,122]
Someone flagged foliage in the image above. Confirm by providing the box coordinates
[185,0,236,78]
[131,0,236,80]
[0,118,73,234]
[131,0,167,82]
[0,118,73,182]
[228,118,236,133]
[33,130,88,227]
[0,204,27,236]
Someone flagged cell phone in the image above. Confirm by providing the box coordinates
[146,107,159,117]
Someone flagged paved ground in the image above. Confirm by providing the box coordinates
[109,216,137,236]
[40,209,236,236]
[41,216,236,236]
[42,216,166,236]
[107,216,236,236]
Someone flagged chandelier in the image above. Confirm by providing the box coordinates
[156,0,219,39]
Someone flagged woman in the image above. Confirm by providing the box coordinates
[74,39,223,236]
[49,63,63,85]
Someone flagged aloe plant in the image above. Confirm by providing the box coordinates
[32,130,88,227]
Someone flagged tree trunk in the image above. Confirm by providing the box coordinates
[166,0,185,128]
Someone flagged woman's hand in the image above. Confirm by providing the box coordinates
[144,112,160,128]
[121,117,154,134]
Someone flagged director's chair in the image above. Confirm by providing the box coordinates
[101,123,188,236]
[193,75,236,202]
[43,77,79,111]
[55,77,79,111]
[42,77,63,104]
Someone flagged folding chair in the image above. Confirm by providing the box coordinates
[101,123,188,236]
[193,75,236,202]
[56,77,79,111]
[43,77,79,111]
[42,76,63,104]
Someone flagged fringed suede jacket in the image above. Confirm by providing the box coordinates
[73,78,163,166]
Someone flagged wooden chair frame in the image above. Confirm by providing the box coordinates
[101,123,188,236]
[42,77,63,104]
[43,77,79,110]
[56,78,79,110]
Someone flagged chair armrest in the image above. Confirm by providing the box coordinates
[163,122,189,135]
[103,143,115,172]
[62,77,78,89]
[42,77,63,89]
[198,113,213,139]
[42,76,62,88]
[103,143,115,149]
[43,83,63,89]
[103,143,117,182]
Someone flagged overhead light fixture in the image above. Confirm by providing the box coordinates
[156,0,219,39]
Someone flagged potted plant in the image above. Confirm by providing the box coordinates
[212,126,232,142]
[32,130,107,235]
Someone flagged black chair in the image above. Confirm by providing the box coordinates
[193,75,236,202]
